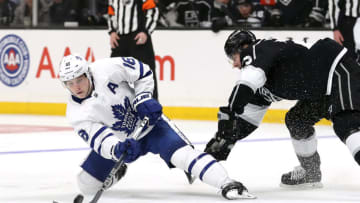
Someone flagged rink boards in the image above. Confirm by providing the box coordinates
[0,29,332,124]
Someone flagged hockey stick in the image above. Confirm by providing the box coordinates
[73,117,149,203]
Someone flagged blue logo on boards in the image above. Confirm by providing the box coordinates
[0,34,30,87]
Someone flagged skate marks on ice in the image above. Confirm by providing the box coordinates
[0,116,359,202]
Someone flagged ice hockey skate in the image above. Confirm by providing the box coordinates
[281,151,323,188]
[280,165,322,188]
[221,181,256,200]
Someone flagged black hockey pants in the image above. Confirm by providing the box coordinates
[286,53,360,142]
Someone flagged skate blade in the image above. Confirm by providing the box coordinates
[240,191,257,199]
[73,194,84,203]
[280,182,323,189]
[226,191,257,200]
[184,171,196,184]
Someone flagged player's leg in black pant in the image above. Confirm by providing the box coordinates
[331,54,360,166]
[332,110,360,166]
[110,34,132,57]
[281,99,327,188]
[110,33,158,100]
[130,33,158,100]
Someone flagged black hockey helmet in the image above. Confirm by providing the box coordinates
[224,30,256,59]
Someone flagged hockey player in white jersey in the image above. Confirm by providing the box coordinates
[58,54,255,200]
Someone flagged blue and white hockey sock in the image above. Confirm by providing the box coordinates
[170,145,232,188]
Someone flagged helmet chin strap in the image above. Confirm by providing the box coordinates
[86,74,94,97]
[86,84,94,97]
[79,76,94,99]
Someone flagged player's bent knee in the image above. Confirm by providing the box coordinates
[170,145,202,170]
[285,110,314,140]
[354,151,360,165]
[333,111,360,142]
[170,145,228,188]
[345,131,360,165]
[334,111,360,165]
[354,151,360,166]
[77,170,103,195]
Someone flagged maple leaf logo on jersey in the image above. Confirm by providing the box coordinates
[111,97,138,135]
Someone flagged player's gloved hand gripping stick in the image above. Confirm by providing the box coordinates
[74,116,149,203]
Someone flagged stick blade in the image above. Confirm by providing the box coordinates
[73,194,84,203]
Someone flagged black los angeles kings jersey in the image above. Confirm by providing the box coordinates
[229,37,347,114]
[241,38,345,100]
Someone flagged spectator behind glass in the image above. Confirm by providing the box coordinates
[0,0,16,26]
[269,0,327,27]
[10,0,19,5]
[174,0,212,28]
[233,0,270,28]
[75,0,108,26]
[154,0,177,27]
[304,0,328,27]
[49,0,76,25]
[12,0,51,26]
[210,0,238,32]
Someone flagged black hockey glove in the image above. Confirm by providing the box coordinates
[205,107,238,161]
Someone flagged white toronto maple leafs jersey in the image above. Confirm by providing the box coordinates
[65,57,154,160]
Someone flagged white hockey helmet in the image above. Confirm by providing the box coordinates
[59,54,91,83]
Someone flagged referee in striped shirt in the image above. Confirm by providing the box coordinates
[329,0,360,61]
[108,0,159,100]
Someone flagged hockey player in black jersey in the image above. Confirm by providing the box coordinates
[205,29,360,188]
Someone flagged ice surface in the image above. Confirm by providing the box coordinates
[0,115,359,203]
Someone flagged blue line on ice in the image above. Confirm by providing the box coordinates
[0,135,336,155]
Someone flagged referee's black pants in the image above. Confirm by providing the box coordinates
[110,31,158,100]
[338,15,357,59]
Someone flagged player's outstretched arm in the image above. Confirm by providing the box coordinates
[204,106,258,160]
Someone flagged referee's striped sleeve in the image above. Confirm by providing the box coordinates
[329,0,360,30]
[107,0,116,33]
[145,7,159,34]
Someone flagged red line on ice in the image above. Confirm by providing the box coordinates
[0,124,73,133]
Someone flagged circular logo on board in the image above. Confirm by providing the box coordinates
[0,34,30,87]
